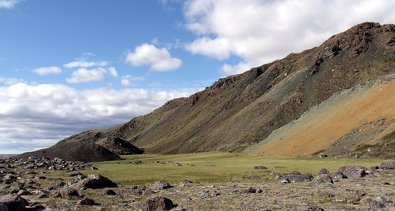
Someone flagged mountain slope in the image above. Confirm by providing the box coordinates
[245,74,395,158]
[20,22,395,160]
[115,22,395,153]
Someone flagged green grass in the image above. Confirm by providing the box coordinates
[82,152,381,186]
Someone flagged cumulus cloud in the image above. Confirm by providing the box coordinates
[183,0,395,75]
[0,0,20,9]
[125,43,182,71]
[0,82,199,154]
[33,66,63,75]
[66,67,118,84]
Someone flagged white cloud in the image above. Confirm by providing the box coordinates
[121,78,130,87]
[33,66,63,75]
[0,77,25,85]
[0,82,199,154]
[125,43,182,71]
[108,67,118,77]
[183,0,395,75]
[67,67,119,84]
[64,60,108,69]
[0,0,20,9]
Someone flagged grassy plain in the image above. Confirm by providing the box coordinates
[82,152,380,185]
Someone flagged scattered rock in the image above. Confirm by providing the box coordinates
[59,187,81,200]
[329,172,346,182]
[80,174,117,189]
[380,160,395,169]
[149,181,172,190]
[128,160,143,165]
[312,174,333,184]
[104,189,117,195]
[279,171,313,183]
[178,180,193,188]
[318,168,330,175]
[243,187,263,193]
[253,166,268,170]
[77,197,100,206]
[307,206,325,211]
[361,197,388,208]
[337,166,367,179]
[147,196,176,211]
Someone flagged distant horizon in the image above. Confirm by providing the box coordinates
[1,0,395,154]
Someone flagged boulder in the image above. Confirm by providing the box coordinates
[0,195,28,211]
[318,168,330,175]
[312,174,333,184]
[77,197,100,206]
[253,166,268,170]
[0,203,7,211]
[380,160,395,169]
[104,189,117,195]
[329,172,346,182]
[59,187,81,200]
[149,181,172,190]
[80,174,117,189]
[280,171,313,183]
[146,196,176,211]
[337,166,367,179]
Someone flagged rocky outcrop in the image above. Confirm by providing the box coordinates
[96,137,144,155]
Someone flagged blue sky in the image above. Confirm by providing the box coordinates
[1,0,394,154]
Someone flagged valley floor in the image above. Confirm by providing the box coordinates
[1,152,395,210]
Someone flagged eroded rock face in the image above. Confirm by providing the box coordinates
[146,196,176,211]
[96,137,144,155]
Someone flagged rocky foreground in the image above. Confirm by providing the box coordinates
[0,157,395,210]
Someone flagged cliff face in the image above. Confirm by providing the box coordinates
[20,22,395,161]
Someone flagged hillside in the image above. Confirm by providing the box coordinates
[19,22,395,161]
[245,74,395,158]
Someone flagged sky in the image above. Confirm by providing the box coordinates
[1,0,395,154]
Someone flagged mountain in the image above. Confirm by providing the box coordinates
[19,22,395,161]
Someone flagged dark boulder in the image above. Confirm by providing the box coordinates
[104,189,117,195]
[146,196,176,211]
[77,197,100,206]
[0,195,28,211]
[0,203,7,211]
[80,174,117,189]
